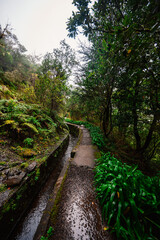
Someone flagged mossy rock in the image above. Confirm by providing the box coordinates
[19,148,37,158]
[0,140,8,145]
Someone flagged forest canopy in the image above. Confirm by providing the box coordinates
[66,0,160,167]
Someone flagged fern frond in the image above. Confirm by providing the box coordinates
[22,123,39,134]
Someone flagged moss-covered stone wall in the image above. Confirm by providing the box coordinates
[66,122,80,137]
[0,134,69,240]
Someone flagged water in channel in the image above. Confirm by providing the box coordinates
[9,134,77,240]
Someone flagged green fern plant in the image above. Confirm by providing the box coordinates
[23,138,34,147]
[22,123,38,134]
[27,116,41,127]
[0,119,19,130]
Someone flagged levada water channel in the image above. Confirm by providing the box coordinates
[8,132,78,240]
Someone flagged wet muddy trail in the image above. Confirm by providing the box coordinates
[8,135,77,240]
[48,126,114,240]
[50,164,112,240]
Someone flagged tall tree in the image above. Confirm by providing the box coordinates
[0,24,38,87]
[67,0,160,164]
[35,41,77,116]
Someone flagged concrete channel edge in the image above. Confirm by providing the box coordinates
[34,123,82,240]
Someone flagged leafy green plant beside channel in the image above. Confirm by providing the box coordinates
[35,168,40,181]
[65,119,105,150]
[23,138,34,147]
[20,162,29,169]
[0,99,67,158]
[94,152,160,240]
[40,226,54,240]
[66,119,160,239]
[0,184,7,192]
[0,161,6,166]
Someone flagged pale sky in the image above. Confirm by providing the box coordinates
[0,0,86,56]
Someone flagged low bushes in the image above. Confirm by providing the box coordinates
[95,153,160,239]
[0,99,62,143]
[65,119,105,150]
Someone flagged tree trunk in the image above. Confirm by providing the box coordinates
[132,80,141,150]
[141,111,159,152]
[102,99,112,137]
[132,105,141,150]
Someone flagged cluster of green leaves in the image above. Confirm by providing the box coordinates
[0,25,76,120]
[35,168,40,181]
[95,152,160,239]
[0,99,58,142]
[0,184,7,193]
[23,138,34,147]
[40,226,53,240]
[65,119,105,150]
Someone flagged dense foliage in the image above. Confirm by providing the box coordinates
[66,119,160,239]
[0,25,76,117]
[95,153,160,239]
[66,119,105,150]
[0,25,75,163]
[0,24,38,88]
[0,3,160,238]
[67,0,160,167]
[0,99,67,149]
[35,40,77,116]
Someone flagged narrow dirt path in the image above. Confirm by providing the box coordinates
[50,126,114,240]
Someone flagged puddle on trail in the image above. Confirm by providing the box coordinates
[66,195,97,239]
[9,135,77,240]
[66,191,103,239]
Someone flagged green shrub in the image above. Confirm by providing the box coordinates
[20,162,29,169]
[0,161,6,165]
[22,123,38,134]
[0,184,7,192]
[0,100,60,141]
[35,168,40,181]
[40,226,53,240]
[65,119,105,150]
[94,153,160,239]
[23,138,34,147]
[27,116,41,127]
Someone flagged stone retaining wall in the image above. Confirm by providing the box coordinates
[66,122,80,136]
[34,123,81,240]
[0,133,69,240]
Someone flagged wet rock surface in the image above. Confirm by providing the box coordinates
[0,141,23,187]
[1,165,26,187]
[25,161,37,173]
[3,171,26,187]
